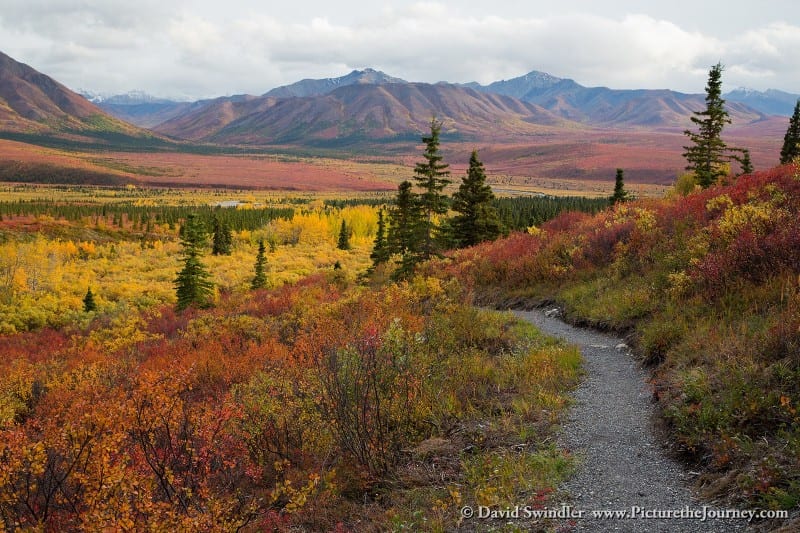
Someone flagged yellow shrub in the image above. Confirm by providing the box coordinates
[716,201,788,240]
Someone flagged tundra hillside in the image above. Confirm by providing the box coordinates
[437,163,800,511]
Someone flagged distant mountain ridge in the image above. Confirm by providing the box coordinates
[74,66,792,137]
[724,87,799,116]
[79,90,182,106]
[88,69,409,128]
[467,70,796,118]
[151,67,769,144]
[77,90,192,129]
[466,70,766,126]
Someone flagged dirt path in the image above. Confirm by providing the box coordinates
[513,309,749,532]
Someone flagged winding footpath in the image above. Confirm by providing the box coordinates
[513,309,749,532]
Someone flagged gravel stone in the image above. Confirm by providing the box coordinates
[513,309,750,532]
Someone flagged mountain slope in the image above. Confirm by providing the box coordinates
[156,83,566,145]
[0,51,150,138]
[149,95,272,140]
[264,68,406,98]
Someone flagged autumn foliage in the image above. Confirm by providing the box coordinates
[0,267,580,530]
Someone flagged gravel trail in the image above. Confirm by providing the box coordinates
[513,309,749,532]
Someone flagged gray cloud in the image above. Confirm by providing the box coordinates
[0,1,798,99]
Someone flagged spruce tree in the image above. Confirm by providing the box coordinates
[174,213,214,311]
[413,118,451,259]
[337,220,351,250]
[211,216,233,255]
[451,150,502,247]
[683,63,731,188]
[83,287,97,312]
[728,147,754,177]
[739,149,753,175]
[780,100,800,164]
[611,168,630,204]
[251,239,268,290]
[387,180,423,279]
[369,208,390,270]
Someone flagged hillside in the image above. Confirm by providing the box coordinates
[153,95,275,142]
[0,51,156,141]
[155,82,567,144]
[439,164,800,515]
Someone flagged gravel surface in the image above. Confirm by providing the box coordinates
[513,309,750,532]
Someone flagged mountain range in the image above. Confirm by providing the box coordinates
[86,67,794,144]
[0,50,791,186]
[0,49,794,154]
[466,73,774,126]
[153,82,566,145]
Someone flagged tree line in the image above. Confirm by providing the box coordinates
[326,194,609,232]
[0,200,293,233]
[494,195,609,231]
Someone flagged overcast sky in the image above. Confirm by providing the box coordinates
[1,0,798,100]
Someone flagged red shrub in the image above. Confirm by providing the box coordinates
[542,210,593,233]
[579,220,635,267]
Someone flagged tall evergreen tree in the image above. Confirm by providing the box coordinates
[83,287,97,312]
[387,180,423,279]
[337,219,351,250]
[780,100,800,164]
[369,208,390,270]
[211,216,233,255]
[683,63,731,188]
[174,213,214,311]
[451,150,502,247]
[251,239,268,290]
[611,168,630,204]
[413,118,451,259]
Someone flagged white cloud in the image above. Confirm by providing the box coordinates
[0,1,798,98]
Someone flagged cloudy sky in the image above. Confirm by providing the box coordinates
[1,0,798,100]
